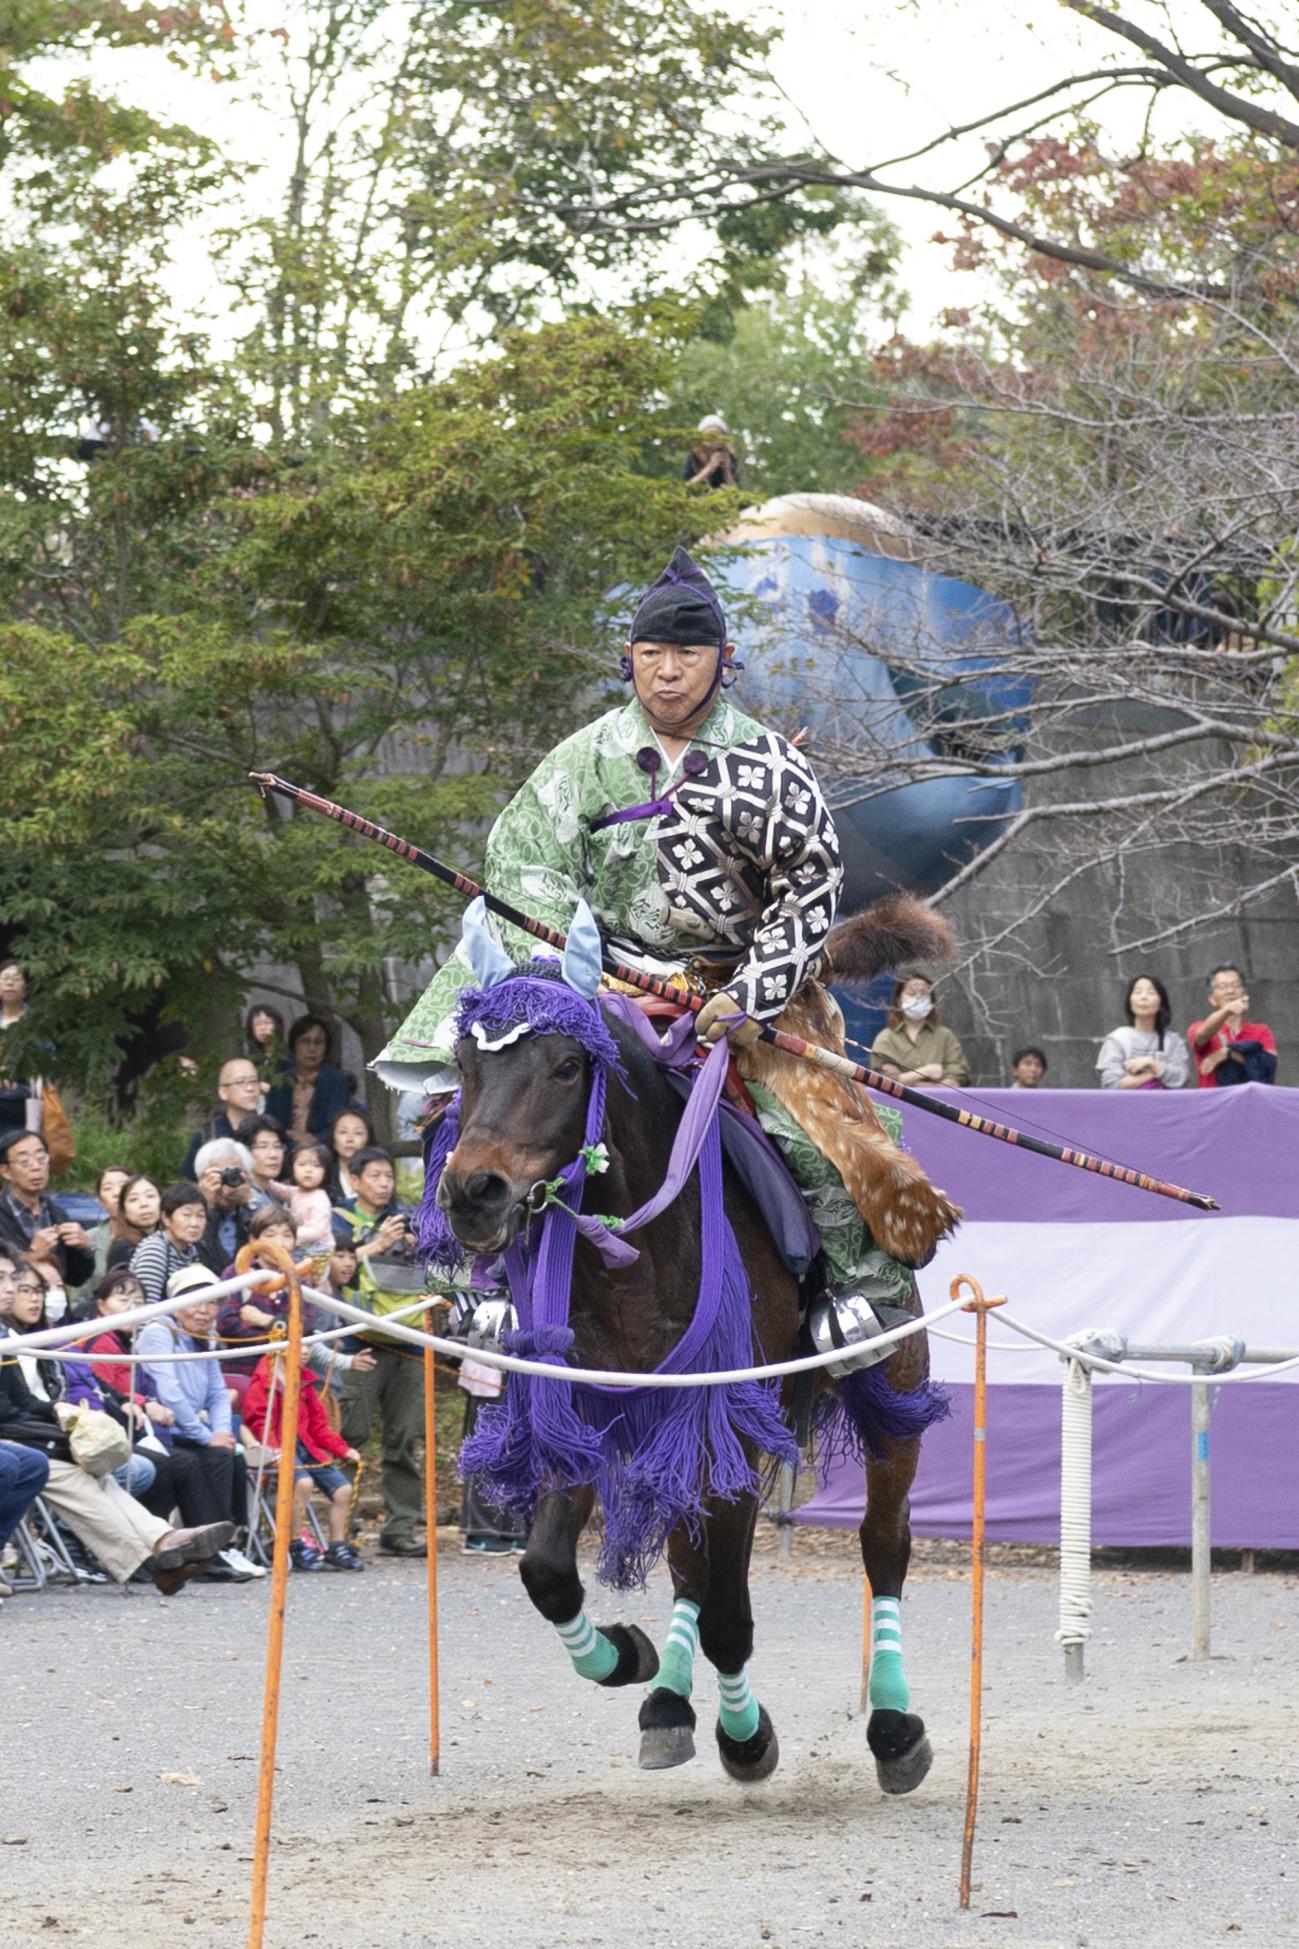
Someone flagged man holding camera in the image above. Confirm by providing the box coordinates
[192,1137,257,1274]
[332,1146,428,1558]
[0,1128,95,1288]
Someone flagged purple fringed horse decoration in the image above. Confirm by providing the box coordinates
[424,973,801,1589]
[425,894,949,1794]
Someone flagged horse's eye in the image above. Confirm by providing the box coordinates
[553,1057,582,1083]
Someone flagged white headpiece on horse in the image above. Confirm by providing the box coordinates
[458,896,605,1049]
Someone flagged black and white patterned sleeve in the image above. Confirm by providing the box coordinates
[728,744,842,1022]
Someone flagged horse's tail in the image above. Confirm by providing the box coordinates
[821,894,955,989]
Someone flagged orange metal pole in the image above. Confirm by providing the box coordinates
[244,1242,304,1949]
[423,1338,441,1776]
[953,1273,1004,1912]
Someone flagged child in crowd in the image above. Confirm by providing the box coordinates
[269,1140,336,1258]
[242,1350,364,1571]
[1010,1046,1048,1088]
[216,1206,374,1397]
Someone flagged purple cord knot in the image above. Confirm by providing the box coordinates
[507,1324,575,1359]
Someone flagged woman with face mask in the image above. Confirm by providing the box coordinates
[869,974,971,1089]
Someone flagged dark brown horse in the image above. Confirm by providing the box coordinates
[435,909,956,1792]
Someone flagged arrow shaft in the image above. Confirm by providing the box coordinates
[249,771,1217,1211]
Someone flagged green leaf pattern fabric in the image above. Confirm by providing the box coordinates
[378,693,905,1294]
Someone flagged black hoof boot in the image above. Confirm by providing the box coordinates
[638,1688,697,1770]
[716,1703,780,1784]
[867,1708,933,1795]
[594,1623,660,1688]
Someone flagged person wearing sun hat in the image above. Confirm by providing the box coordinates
[135,1263,264,1581]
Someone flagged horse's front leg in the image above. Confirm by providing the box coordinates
[861,1435,933,1794]
[519,1487,659,1689]
[697,1490,779,1785]
[638,1524,708,1769]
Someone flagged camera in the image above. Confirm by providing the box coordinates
[219,1166,246,1188]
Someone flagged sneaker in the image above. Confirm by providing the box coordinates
[323,1540,365,1572]
[196,1553,255,1584]
[289,1539,326,1572]
[222,1545,267,1579]
[0,1575,12,1599]
[463,1536,514,1555]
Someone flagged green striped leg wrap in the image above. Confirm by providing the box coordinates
[868,1595,909,1711]
[716,1665,760,1742]
[657,1598,701,1699]
[555,1610,619,1683]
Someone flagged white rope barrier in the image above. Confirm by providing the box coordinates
[299,1284,971,1389]
[9,1295,446,1366]
[996,1311,1299,1385]
[0,1267,280,1356]
[6,1270,1299,1390]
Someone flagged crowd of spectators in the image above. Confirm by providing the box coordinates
[866,960,1279,1091]
[0,1004,434,1607]
[0,955,1285,1607]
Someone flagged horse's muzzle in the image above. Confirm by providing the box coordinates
[436,1164,523,1255]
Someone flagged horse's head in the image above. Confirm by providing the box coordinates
[436,1017,593,1255]
[431,897,616,1258]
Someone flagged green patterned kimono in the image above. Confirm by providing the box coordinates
[376,694,910,1298]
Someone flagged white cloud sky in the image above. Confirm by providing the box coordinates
[37,0,1222,342]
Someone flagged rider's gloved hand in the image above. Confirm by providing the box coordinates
[694,989,763,1048]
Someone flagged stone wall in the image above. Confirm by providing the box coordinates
[932,699,1299,1089]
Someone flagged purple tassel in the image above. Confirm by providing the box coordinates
[458,1075,800,1591]
[455,964,626,1080]
[814,1364,952,1474]
[416,1097,463,1272]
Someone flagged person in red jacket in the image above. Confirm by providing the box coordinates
[242,1352,364,1571]
[1189,963,1278,1087]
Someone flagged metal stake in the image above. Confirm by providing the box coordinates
[1190,1371,1212,1660]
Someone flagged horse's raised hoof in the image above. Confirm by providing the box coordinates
[867,1708,933,1795]
[715,1704,780,1785]
[638,1688,697,1770]
[594,1623,661,1689]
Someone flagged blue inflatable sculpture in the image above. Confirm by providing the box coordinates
[712,494,1031,1052]
[715,493,1031,910]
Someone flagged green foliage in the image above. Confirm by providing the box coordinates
[0,0,881,1129]
[0,307,719,1100]
[0,2,222,178]
[61,1063,200,1195]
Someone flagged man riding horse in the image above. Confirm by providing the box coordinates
[375,545,959,1304]
[378,544,961,1791]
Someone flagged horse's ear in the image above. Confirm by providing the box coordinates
[561,899,604,998]
[460,896,516,989]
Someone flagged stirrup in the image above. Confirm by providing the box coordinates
[807,1292,916,1378]
[465,1296,518,1351]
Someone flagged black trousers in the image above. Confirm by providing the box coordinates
[169,1436,249,1531]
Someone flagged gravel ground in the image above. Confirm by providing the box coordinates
[4,1529,1297,1949]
